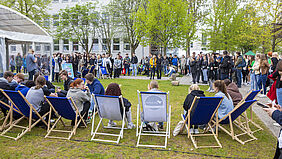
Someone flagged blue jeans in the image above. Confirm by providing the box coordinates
[163,65,168,74]
[125,64,130,75]
[169,70,176,77]
[255,74,260,90]
[277,88,282,106]
[221,73,229,80]
[250,72,258,90]
[202,69,208,82]
[131,64,137,76]
[257,74,267,94]
[236,69,242,88]
[28,69,36,80]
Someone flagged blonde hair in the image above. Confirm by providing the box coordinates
[150,80,159,89]
[273,52,278,57]
[189,84,200,93]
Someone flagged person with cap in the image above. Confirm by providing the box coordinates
[26,49,38,80]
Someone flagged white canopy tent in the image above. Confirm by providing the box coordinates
[0,4,53,74]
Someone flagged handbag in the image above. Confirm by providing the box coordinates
[122,68,126,74]
[173,120,185,136]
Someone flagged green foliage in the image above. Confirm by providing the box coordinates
[0,0,51,29]
[55,2,99,54]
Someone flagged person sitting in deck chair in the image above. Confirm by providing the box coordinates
[67,78,91,126]
[105,83,135,129]
[85,73,105,95]
[26,76,58,127]
[224,79,243,106]
[57,70,74,97]
[183,84,205,134]
[15,80,36,96]
[213,80,234,119]
[0,71,14,116]
[9,73,25,90]
[34,72,55,93]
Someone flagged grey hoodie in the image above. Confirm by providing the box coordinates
[67,88,91,112]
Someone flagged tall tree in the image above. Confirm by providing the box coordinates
[110,0,142,56]
[55,3,99,55]
[133,0,186,55]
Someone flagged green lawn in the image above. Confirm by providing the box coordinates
[0,79,277,158]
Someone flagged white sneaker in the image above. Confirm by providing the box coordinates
[194,129,199,134]
[108,121,117,127]
[209,90,215,93]
[128,123,136,129]
[273,123,280,127]
[189,128,194,134]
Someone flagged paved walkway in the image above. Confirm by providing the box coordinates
[118,75,181,81]
[178,75,281,137]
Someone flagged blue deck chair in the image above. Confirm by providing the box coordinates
[213,100,258,145]
[0,96,24,131]
[99,66,109,79]
[237,90,262,133]
[181,96,223,149]
[0,90,49,140]
[136,91,171,149]
[44,76,49,82]
[91,94,126,144]
[44,96,87,140]
[88,65,95,74]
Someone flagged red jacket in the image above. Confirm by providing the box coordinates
[267,72,277,103]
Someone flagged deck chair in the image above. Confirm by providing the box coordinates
[44,96,87,140]
[88,65,95,74]
[0,98,24,131]
[136,91,171,148]
[181,96,223,149]
[0,90,49,140]
[91,94,126,144]
[237,90,262,133]
[213,100,258,145]
[99,66,109,79]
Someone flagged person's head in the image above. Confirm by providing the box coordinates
[3,71,14,82]
[153,54,156,58]
[169,54,172,57]
[25,80,36,88]
[132,53,135,57]
[273,52,278,58]
[35,76,46,89]
[236,52,241,57]
[213,80,229,99]
[59,70,68,81]
[260,54,266,61]
[223,79,231,86]
[116,54,120,59]
[268,52,272,57]
[105,83,122,96]
[126,53,129,57]
[14,73,25,83]
[85,73,95,84]
[255,53,260,60]
[188,84,200,94]
[70,78,84,90]
[148,80,159,90]
[34,72,41,82]
[17,53,21,56]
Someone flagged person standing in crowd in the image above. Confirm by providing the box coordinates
[207,56,216,92]
[180,55,186,75]
[271,52,279,73]
[156,54,162,79]
[162,55,169,75]
[23,55,27,74]
[10,55,16,73]
[114,55,122,78]
[103,54,112,77]
[186,55,190,75]
[220,51,232,80]
[235,52,245,88]
[150,54,157,80]
[131,53,138,76]
[172,55,178,72]
[271,61,282,106]
[183,84,205,134]
[202,55,208,84]
[96,54,102,78]
[72,53,79,77]
[67,78,91,125]
[195,56,202,83]
[123,54,131,76]
[54,54,60,82]
[242,55,249,85]
[190,55,197,84]
[213,80,234,119]
[248,55,257,91]
[252,54,261,90]
[168,54,173,66]
[257,54,270,97]
[15,53,22,73]
[26,49,37,80]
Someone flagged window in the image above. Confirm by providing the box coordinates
[72,0,78,1]
[123,38,130,51]
[102,38,108,51]
[10,45,16,52]
[45,45,50,52]
[113,38,120,51]
[52,0,59,3]
[63,39,69,51]
[62,0,69,2]
[202,33,207,46]
[73,40,79,51]
[35,44,41,52]
[53,14,59,27]
[54,39,59,51]
[92,39,99,51]
[125,44,130,50]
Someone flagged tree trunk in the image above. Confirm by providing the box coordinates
[130,44,136,57]
[272,36,276,52]
[186,39,191,57]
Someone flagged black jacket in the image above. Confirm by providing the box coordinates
[119,97,131,116]
[156,57,163,67]
[64,77,74,91]
[183,90,205,113]
[131,56,138,64]
[190,59,197,73]
[220,56,232,74]
[0,78,13,109]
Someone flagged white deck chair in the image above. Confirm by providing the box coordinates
[136,90,171,148]
[91,94,126,144]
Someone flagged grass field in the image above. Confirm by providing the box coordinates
[0,79,277,158]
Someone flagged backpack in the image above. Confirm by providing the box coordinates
[237,56,246,68]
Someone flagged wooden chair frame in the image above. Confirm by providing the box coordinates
[0,90,49,140]
[44,96,87,140]
[136,91,171,149]
[181,97,223,149]
[91,95,126,144]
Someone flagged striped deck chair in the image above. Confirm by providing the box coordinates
[237,90,262,133]
[213,100,258,145]
[136,91,171,148]
[44,96,87,140]
[99,66,109,79]
[91,94,126,144]
[181,96,223,149]
[0,90,49,140]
